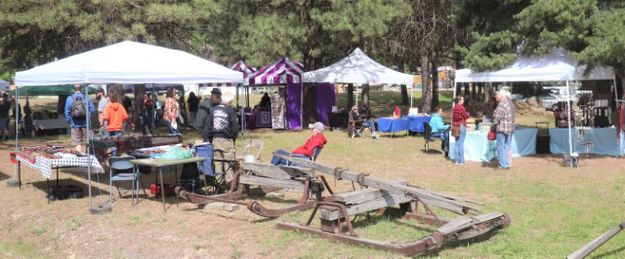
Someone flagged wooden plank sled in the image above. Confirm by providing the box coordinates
[177,162,331,218]
[568,221,625,259]
[275,153,481,215]
[277,187,511,256]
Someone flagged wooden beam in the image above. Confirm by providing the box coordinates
[568,221,625,259]
[238,175,305,192]
[274,154,480,215]
[320,192,413,221]
[242,162,312,180]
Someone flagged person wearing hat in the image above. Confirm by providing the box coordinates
[493,89,515,169]
[347,105,362,137]
[270,121,328,165]
[206,90,239,174]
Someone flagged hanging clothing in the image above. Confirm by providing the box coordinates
[271,93,286,129]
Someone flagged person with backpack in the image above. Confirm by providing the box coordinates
[64,85,95,153]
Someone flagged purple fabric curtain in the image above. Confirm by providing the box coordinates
[286,82,302,129]
[315,83,336,124]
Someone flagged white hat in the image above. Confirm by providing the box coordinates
[497,89,511,98]
[313,122,325,132]
[221,92,235,104]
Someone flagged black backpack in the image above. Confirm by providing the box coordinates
[71,94,87,119]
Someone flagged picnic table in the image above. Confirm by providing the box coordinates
[130,157,206,212]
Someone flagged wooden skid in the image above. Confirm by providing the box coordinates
[277,213,511,256]
[239,175,305,192]
[275,154,480,215]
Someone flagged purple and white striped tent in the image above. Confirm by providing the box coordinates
[246,57,303,85]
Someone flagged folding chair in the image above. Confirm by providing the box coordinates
[108,156,145,205]
[242,139,264,162]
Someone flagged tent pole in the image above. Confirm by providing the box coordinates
[566,80,574,167]
[8,86,21,188]
[410,84,413,108]
[613,76,622,156]
[300,81,304,129]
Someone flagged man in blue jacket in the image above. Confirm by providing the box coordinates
[64,85,95,154]
[429,106,450,153]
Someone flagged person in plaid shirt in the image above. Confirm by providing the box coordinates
[451,96,470,165]
[493,90,516,169]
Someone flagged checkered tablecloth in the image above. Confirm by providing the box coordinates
[13,153,104,179]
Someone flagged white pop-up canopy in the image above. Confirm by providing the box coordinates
[455,49,614,83]
[303,48,414,85]
[15,41,243,86]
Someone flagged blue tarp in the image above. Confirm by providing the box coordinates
[449,128,537,162]
[549,127,624,156]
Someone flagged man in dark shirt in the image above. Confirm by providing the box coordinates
[208,92,239,175]
[0,93,12,141]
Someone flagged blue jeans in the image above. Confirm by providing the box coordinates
[271,149,309,166]
[363,119,377,132]
[454,125,467,163]
[496,132,510,168]
[108,131,122,137]
[167,121,178,134]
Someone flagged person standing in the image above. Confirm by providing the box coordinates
[195,88,221,142]
[103,92,128,137]
[96,88,109,137]
[187,91,199,125]
[142,92,154,135]
[207,92,239,170]
[0,94,11,141]
[452,96,470,165]
[493,90,515,169]
[64,85,95,153]
[163,87,180,135]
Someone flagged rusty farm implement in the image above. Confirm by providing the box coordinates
[176,160,334,218]
[272,154,511,256]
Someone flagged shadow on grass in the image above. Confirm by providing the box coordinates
[0,171,10,182]
[589,245,625,259]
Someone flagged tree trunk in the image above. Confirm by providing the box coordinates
[400,84,409,105]
[420,50,432,113]
[471,83,477,100]
[133,84,145,132]
[362,84,370,107]
[464,82,470,98]
[431,62,439,109]
[484,82,493,104]
[347,84,354,109]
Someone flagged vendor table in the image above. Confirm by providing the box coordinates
[407,116,431,133]
[254,111,272,128]
[378,117,410,133]
[130,157,205,212]
[449,128,538,162]
[10,151,104,179]
[549,127,625,156]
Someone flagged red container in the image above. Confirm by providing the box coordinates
[150,183,176,196]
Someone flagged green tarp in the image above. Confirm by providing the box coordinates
[12,85,99,96]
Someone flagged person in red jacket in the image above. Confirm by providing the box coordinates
[271,122,327,165]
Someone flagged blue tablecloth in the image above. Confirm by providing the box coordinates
[378,117,410,133]
[449,128,537,162]
[549,128,625,156]
[407,116,431,133]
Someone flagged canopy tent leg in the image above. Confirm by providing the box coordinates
[566,81,575,167]
[8,86,21,188]
[300,81,304,129]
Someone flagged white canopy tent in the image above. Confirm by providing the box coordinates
[16,41,243,86]
[12,40,244,212]
[454,50,616,166]
[303,48,414,85]
[303,48,414,107]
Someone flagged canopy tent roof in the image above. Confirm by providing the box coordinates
[11,85,99,96]
[247,57,304,85]
[231,60,257,78]
[15,41,244,86]
[456,50,615,83]
[122,83,183,93]
[303,48,414,85]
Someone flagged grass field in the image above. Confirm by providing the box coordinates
[0,91,623,258]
